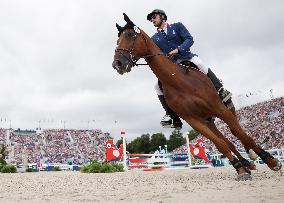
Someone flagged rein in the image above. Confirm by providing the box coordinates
[115,31,164,66]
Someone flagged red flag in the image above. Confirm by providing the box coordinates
[189,139,210,163]
[105,140,123,161]
[121,131,125,136]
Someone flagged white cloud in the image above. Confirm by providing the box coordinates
[0,0,283,140]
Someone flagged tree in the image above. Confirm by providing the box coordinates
[138,134,151,153]
[187,129,199,141]
[0,144,7,165]
[126,134,151,154]
[150,133,167,152]
[116,138,123,148]
[127,137,140,153]
[167,129,186,152]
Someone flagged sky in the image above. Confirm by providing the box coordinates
[0,0,283,140]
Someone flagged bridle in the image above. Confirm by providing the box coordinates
[115,28,164,67]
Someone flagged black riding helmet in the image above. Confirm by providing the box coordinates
[147,9,167,21]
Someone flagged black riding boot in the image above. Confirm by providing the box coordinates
[158,95,182,129]
[207,68,232,103]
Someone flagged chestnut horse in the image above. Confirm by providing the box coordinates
[112,13,282,180]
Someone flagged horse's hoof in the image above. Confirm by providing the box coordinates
[270,160,282,171]
[248,149,258,160]
[248,163,257,170]
[236,173,252,181]
[244,168,251,175]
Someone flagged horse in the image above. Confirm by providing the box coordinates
[112,13,282,180]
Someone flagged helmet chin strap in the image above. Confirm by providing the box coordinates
[157,21,166,30]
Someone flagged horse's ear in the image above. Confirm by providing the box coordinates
[116,23,123,32]
[123,13,134,26]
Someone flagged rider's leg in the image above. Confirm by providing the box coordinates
[190,56,232,103]
[155,82,182,129]
[207,68,232,102]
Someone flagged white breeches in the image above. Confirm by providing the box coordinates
[154,56,209,95]
[190,56,208,74]
[155,82,164,96]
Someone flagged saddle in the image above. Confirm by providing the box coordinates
[177,60,200,72]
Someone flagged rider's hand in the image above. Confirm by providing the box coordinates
[168,48,179,58]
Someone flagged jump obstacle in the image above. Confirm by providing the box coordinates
[106,132,212,171]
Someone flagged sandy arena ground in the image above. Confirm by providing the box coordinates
[0,165,283,203]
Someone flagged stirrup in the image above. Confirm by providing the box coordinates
[161,124,181,129]
[160,115,173,128]
[160,121,181,129]
[224,99,234,110]
[160,120,182,129]
[218,88,232,102]
[160,122,173,128]
[222,93,232,103]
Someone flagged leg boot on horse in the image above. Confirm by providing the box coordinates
[257,149,282,171]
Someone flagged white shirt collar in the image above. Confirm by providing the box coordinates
[157,23,170,34]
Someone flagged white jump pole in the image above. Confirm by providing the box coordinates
[121,131,128,171]
[185,133,192,167]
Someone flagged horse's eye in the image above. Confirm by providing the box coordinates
[125,32,135,38]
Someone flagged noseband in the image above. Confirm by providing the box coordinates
[115,30,164,66]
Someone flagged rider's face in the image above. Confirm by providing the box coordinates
[150,14,163,27]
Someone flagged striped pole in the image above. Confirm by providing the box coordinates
[121,131,128,171]
[185,133,192,167]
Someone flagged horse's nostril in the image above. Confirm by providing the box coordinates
[115,60,122,67]
[112,60,122,69]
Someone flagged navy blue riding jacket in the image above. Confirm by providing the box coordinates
[151,22,197,62]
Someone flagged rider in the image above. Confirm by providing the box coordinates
[147,9,233,129]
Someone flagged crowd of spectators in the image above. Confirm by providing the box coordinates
[0,128,6,144]
[1,97,283,165]
[0,128,108,165]
[173,97,284,154]
[9,131,42,164]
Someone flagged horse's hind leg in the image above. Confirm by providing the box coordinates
[216,105,282,171]
[207,121,256,171]
[185,117,251,180]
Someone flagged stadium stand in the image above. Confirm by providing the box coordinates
[173,97,284,154]
[1,97,283,164]
[1,129,108,164]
